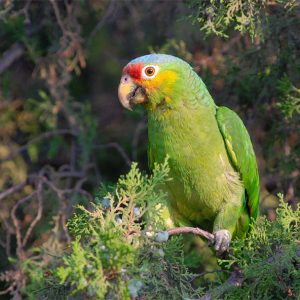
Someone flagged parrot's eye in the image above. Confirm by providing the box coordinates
[145,67,155,76]
[142,65,159,79]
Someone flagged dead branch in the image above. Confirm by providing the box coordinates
[1,129,77,162]
[88,0,118,43]
[0,270,25,298]
[93,143,132,167]
[22,180,43,247]
[0,182,26,202]
[49,0,68,36]
[0,43,25,75]
[7,168,93,261]
[0,286,13,296]
[43,174,88,198]
[3,219,14,257]
[11,191,37,260]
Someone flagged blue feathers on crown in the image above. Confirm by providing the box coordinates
[130,54,180,65]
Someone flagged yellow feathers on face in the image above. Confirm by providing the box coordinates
[142,70,178,95]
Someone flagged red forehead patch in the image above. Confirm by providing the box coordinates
[123,62,144,80]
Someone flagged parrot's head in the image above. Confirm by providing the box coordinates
[118,54,195,111]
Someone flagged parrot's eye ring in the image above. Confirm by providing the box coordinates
[142,65,159,79]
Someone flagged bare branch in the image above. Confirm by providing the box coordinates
[0,286,13,296]
[22,181,43,247]
[0,237,5,248]
[88,0,118,43]
[49,0,68,36]
[0,182,26,202]
[94,143,132,167]
[0,43,25,75]
[1,129,77,162]
[5,230,11,257]
[57,171,85,178]
[41,175,93,204]
[11,192,37,260]
[3,219,14,257]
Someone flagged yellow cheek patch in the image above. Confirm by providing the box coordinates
[142,70,178,94]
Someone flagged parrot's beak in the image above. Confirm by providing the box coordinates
[118,75,147,110]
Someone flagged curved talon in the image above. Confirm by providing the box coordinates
[213,229,231,253]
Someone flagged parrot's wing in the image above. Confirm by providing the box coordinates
[216,106,260,220]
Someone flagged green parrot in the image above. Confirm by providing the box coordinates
[118,54,260,253]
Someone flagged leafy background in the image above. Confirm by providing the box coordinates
[0,0,299,299]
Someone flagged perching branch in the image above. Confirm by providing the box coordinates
[167,226,215,244]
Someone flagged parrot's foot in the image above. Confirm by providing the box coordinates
[213,230,231,254]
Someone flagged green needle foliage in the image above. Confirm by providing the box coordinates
[277,75,300,120]
[187,0,298,39]
[23,159,204,300]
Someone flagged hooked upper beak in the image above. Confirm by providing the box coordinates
[118,75,147,110]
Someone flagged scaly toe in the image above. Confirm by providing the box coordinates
[213,229,231,253]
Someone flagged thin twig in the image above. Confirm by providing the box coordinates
[22,181,43,247]
[57,171,85,178]
[88,0,118,43]
[0,286,13,296]
[0,237,5,248]
[3,219,14,257]
[11,192,37,260]
[0,182,26,202]
[5,230,11,257]
[93,143,132,167]
[114,196,129,213]
[126,203,135,237]
[0,43,25,75]
[1,129,77,162]
[49,0,68,36]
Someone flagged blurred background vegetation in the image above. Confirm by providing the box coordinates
[0,0,300,298]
